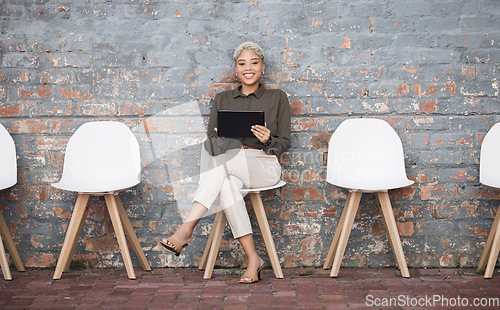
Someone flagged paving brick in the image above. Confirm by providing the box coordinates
[3,267,498,308]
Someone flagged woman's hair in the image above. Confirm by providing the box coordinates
[233,41,265,61]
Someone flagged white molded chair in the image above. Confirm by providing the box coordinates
[199,180,286,279]
[323,118,413,278]
[477,123,500,278]
[0,123,25,280]
[52,121,151,280]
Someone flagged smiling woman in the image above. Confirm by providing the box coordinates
[160,41,291,284]
[235,49,264,95]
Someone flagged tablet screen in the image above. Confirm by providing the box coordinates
[217,110,265,138]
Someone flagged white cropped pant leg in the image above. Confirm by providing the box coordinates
[194,148,281,238]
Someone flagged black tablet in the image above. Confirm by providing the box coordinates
[217,110,265,138]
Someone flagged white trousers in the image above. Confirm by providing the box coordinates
[194,148,281,238]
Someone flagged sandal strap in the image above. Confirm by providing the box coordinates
[239,270,258,283]
[166,237,183,253]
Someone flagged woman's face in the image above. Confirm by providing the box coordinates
[235,49,265,89]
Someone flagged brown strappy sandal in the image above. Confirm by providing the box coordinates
[239,263,265,284]
[160,237,188,256]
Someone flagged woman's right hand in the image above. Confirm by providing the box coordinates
[251,124,270,144]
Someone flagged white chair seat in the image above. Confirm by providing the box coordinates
[332,180,414,193]
[241,180,287,194]
[51,181,139,195]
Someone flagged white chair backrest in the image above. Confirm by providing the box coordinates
[480,123,500,189]
[52,121,141,193]
[0,123,17,190]
[327,118,413,192]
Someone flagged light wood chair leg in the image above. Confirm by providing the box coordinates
[249,192,284,279]
[330,191,362,277]
[375,193,400,270]
[0,212,24,272]
[376,191,410,278]
[203,211,227,279]
[324,191,353,269]
[53,194,91,280]
[478,205,500,274]
[115,196,151,271]
[0,233,12,280]
[63,195,91,272]
[484,209,500,278]
[199,211,223,271]
[104,194,136,280]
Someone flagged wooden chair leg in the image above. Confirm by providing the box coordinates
[0,211,24,272]
[203,211,227,279]
[104,194,136,280]
[199,211,223,271]
[375,193,400,270]
[115,196,151,271]
[63,195,91,273]
[0,233,12,280]
[324,191,353,269]
[484,209,500,278]
[478,205,500,275]
[53,194,91,280]
[376,191,410,278]
[330,191,362,277]
[249,192,284,279]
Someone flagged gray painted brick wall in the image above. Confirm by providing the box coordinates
[0,0,499,270]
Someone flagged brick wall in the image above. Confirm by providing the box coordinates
[1,0,499,269]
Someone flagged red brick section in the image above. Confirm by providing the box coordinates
[1,268,499,309]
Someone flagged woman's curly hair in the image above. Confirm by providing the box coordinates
[233,41,265,61]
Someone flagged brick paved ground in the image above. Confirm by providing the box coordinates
[1,267,499,309]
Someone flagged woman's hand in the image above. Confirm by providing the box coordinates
[251,124,270,144]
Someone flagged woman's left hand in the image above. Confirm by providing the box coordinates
[251,124,270,144]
